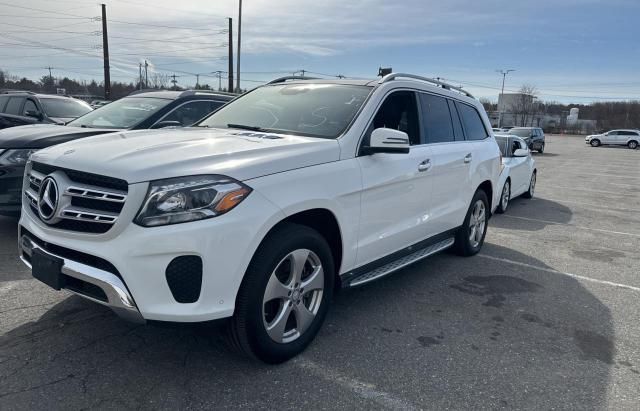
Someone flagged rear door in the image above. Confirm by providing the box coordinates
[418,93,474,236]
[356,90,434,266]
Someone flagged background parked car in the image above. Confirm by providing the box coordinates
[585,129,639,149]
[0,89,234,216]
[494,134,537,213]
[90,99,111,109]
[509,127,545,153]
[0,91,93,129]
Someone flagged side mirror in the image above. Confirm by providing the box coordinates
[362,128,410,155]
[25,110,42,120]
[151,120,183,129]
[514,148,529,157]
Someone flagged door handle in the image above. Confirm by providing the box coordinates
[464,153,472,163]
[418,159,432,172]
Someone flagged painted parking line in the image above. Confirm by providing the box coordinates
[499,214,640,238]
[540,184,638,196]
[478,254,640,293]
[295,358,419,410]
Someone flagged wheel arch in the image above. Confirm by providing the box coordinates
[477,180,494,212]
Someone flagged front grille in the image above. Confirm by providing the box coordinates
[25,162,128,234]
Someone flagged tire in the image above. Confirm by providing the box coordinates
[590,139,600,147]
[228,223,335,364]
[496,179,510,214]
[523,171,536,199]
[453,189,489,256]
[628,140,638,150]
[538,143,544,154]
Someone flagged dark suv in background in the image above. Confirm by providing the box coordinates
[0,89,234,216]
[509,127,545,153]
[0,91,93,129]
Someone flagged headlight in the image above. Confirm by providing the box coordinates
[0,149,39,166]
[135,175,252,227]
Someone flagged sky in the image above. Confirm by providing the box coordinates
[1,0,639,103]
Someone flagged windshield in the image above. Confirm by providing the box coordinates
[198,84,372,138]
[68,97,172,129]
[509,128,533,137]
[40,98,92,118]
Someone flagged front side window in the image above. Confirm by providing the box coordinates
[457,102,488,141]
[366,90,420,146]
[68,97,172,129]
[199,84,372,139]
[40,98,92,118]
[419,93,454,143]
[161,100,224,126]
[23,99,38,115]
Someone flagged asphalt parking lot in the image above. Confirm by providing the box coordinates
[1,134,639,410]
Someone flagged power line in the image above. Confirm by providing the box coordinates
[0,2,94,19]
[108,19,225,31]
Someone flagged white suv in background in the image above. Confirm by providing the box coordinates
[586,129,640,149]
[19,74,501,363]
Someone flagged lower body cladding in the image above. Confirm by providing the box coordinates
[18,190,284,323]
[0,165,25,216]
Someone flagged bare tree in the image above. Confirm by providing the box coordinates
[510,84,538,126]
[149,72,170,89]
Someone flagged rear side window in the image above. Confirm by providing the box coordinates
[419,93,454,143]
[0,96,9,112]
[448,100,465,141]
[456,102,488,141]
[620,131,638,136]
[5,97,24,115]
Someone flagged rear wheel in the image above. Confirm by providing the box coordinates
[523,171,536,199]
[496,180,510,214]
[228,223,334,364]
[453,190,489,256]
[628,140,638,149]
[538,143,544,154]
[590,139,600,147]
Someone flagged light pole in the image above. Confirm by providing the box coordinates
[236,0,242,93]
[496,69,515,127]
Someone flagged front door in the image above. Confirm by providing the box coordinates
[356,90,433,266]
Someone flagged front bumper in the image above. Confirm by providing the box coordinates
[18,187,284,323]
[20,234,144,323]
[0,165,25,216]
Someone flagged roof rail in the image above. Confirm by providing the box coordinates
[379,73,474,99]
[1,90,36,95]
[267,75,320,85]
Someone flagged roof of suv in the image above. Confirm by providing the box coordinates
[126,90,236,99]
[0,91,77,100]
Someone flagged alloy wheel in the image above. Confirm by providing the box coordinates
[501,181,510,211]
[468,200,486,248]
[262,249,324,344]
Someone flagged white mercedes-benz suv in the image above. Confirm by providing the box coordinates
[19,74,501,363]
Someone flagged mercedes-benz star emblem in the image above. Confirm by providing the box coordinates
[38,177,59,221]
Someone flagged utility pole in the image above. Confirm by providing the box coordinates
[236,0,242,93]
[170,74,178,90]
[213,70,223,91]
[138,63,142,90]
[227,17,234,92]
[496,69,515,127]
[144,60,148,88]
[101,4,111,100]
[195,74,200,90]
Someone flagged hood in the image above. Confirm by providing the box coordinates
[0,124,121,149]
[31,128,341,183]
[49,117,75,125]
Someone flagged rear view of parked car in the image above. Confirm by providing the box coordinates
[0,90,233,216]
[509,127,545,153]
[585,129,639,149]
[0,91,92,129]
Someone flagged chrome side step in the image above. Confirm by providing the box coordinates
[345,237,455,287]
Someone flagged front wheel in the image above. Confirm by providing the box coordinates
[496,180,510,214]
[590,139,600,147]
[628,141,638,149]
[228,223,335,364]
[453,190,489,256]
[538,143,544,154]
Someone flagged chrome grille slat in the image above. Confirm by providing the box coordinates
[24,164,128,234]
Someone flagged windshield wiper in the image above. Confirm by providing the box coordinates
[227,123,266,132]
